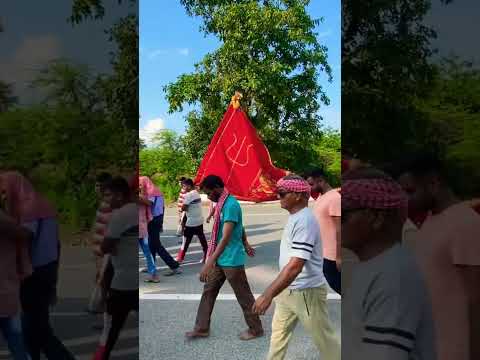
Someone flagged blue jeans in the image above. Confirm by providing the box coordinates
[0,315,30,360]
[139,237,156,275]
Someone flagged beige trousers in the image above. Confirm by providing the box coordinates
[267,285,340,360]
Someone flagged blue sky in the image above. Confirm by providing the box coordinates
[0,1,131,105]
[139,0,341,141]
[2,0,477,128]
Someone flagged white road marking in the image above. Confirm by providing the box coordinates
[140,293,341,301]
[165,213,285,219]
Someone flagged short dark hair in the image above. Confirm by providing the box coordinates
[179,176,186,182]
[306,169,325,180]
[200,175,224,190]
[96,172,112,184]
[181,178,194,187]
[104,177,131,198]
[396,153,446,180]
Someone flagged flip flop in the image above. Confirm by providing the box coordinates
[144,278,160,283]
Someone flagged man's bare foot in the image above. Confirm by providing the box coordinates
[239,329,264,341]
[185,330,209,339]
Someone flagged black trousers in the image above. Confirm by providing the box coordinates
[104,289,138,359]
[183,224,208,257]
[147,215,179,270]
[323,259,341,294]
[20,261,76,360]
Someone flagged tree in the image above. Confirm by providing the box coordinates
[166,0,333,173]
[31,59,99,110]
[313,129,341,186]
[415,57,480,196]
[140,130,194,201]
[0,82,17,113]
[69,0,138,171]
[0,20,17,112]
[341,0,454,163]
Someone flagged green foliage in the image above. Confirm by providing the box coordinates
[341,0,480,196]
[342,0,439,161]
[166,0,333,173]
[0,103,133,228]
[69,0,136,24]
[139,130,195,202]
[0,1,138,231]
[0,81,17,113]
[314,130,341,186]
[414,58,480,196]
[0,26,17,112]
[31,59,100,110]
[102,14,139,131]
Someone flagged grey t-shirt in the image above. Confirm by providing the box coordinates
[342,244,436,360]
[279,207,326,290]
[106,203,139,291]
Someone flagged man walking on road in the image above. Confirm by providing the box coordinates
[95,177,139,360]
[306,169,341,294]
[341,168,436,360]
[397,155,480,360]
[176,178,208,263]
[185,175,262,341]
[253,174,340,360]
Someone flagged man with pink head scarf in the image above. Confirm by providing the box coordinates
[253,174,340,360]
[139,176,181,282]
[0,171,75,360]
[0,176,32,360]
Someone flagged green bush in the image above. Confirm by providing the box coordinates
[140,130,195,203]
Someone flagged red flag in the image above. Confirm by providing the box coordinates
[194,105,287,202]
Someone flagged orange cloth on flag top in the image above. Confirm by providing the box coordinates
[194,104,287,202]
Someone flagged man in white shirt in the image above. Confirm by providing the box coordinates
[95,177,139,360]
[176,179,208,263]
[253,175,340,360]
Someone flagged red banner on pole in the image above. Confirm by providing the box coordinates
[194,105,287,202]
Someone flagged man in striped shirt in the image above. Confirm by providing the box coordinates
[253,175,340,360]
[88,172,113,314]
[176,177,187,238]
[342,168,436,360]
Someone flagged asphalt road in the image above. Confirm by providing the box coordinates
[0,247,138,360]
[139,202,341,360]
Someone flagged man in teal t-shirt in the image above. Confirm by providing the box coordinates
[216,195,246,267]
[185,175,263,341]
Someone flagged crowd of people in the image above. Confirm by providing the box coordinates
[144,154,479,360]
[137,171,342,359]
[3,153,479,360]
[0,170,139,360]
[0,171,75,360]
[341,155,480,360]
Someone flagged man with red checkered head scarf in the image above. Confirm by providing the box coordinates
[253,174,340,360]
[341,168,436,360]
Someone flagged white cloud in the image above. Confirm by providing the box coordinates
[148,49,168,60]
[146,48,189,60]
[178,48,189,56]
[139,118,166,145]
[0,34,62,103]
[317,29,332,38]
